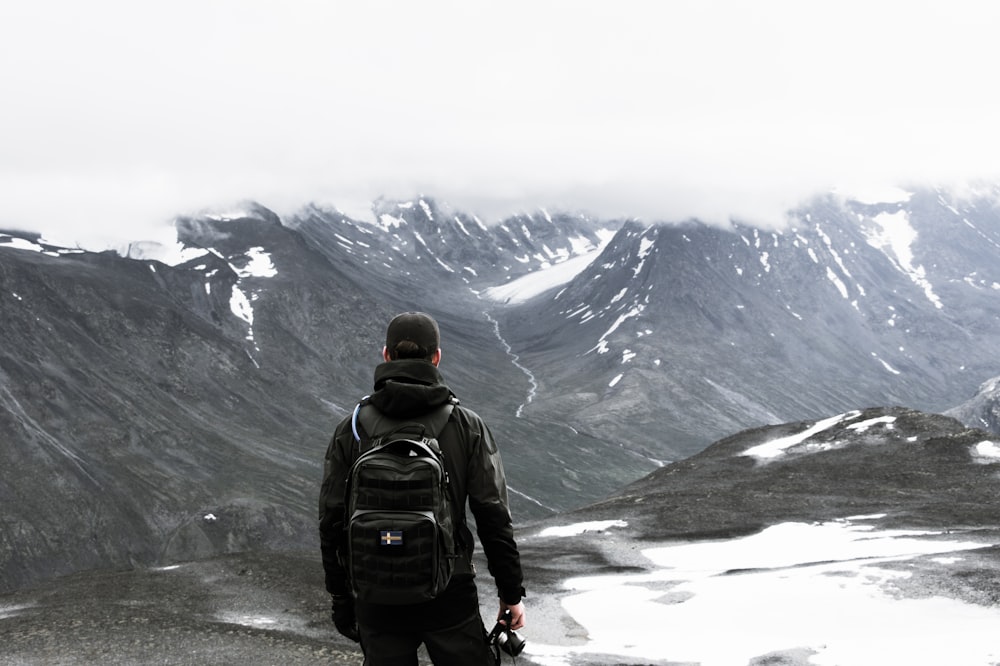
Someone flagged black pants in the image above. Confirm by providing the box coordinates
[356,576,494,666]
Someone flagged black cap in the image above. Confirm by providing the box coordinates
[385,312,440,355]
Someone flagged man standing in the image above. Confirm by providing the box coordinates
[319,312,526,665]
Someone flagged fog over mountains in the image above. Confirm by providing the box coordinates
[2,184,1000,607]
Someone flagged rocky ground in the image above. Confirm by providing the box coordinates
[0,544,573,666]
[4,408,1000,665]
[0,551,359,665]
[3,529,999,666]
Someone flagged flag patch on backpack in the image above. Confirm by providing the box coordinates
[345,401,457,605]
[380,530,403,546]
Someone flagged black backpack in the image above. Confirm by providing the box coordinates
[345,399,457,605]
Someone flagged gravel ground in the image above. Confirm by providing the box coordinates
[0,549,550,666]
[4,410,999,665]
[3,532,1000,666]
[0,551,361,666]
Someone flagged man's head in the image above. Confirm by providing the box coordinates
[383,311,442,365]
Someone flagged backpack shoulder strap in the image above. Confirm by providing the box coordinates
[352,397,457,447]
[350,395,371,443]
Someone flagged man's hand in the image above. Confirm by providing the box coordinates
[331,594,360,643]
[498,600,526,631]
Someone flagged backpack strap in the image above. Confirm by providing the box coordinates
[352,397,457,448]
[350,395,370,443]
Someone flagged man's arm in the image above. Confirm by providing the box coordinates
[318,419,353,596]
[462,413,525,609]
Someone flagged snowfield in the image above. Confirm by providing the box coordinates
[526,517,1000,666]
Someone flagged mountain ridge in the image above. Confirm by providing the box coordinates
[2,185,999,595]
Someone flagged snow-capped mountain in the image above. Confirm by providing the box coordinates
[1,186,999,595]
[288,197,614,305]
[0,201,626,593]
[498,188,1000,461]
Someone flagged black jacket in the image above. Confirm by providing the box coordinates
[318,359,524,606]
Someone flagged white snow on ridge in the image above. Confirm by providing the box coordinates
[0,233,85,256]
[825,265,848,299]
[229,286,254,326]
[1,236,48,253]
[742,411,862,460]
[235,247,277,278]
[378,213,406,230]
[864,210,943,309]
[528,517,997,666]
[846,415,896,432]
[482,232,613,304]
[537,520,628,538]
[633,235,655,277]
[419,199,433,221]
[590,305,644,355]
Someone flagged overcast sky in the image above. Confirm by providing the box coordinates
[3,1,1000,249]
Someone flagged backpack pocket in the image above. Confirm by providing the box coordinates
[348,509,451,605]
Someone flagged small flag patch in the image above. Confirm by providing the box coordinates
[380,530,403,546]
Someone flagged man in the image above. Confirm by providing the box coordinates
[319,311,526,665]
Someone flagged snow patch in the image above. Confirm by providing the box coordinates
[0,603,35,620]
[235,247,277,278]
[229,287,254,326]
[529,518,995,666]
[537,520,628,538]
[216,612,277,628]
[378,213,406,230]
[1,233,85,257]
[973,440,1000,462]
[846,415,896,432]
[590,306,644,354]
[742,411,862,460]
[483,233,612,304]
[419,199,433,221]
[864,211,942,309]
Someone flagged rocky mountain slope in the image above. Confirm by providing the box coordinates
[551,406,1000,538]
[499,189,1000,460]
[2,186,999,595]
[947,374,1000,435]
[0,203,625,593]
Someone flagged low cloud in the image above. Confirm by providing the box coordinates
[3,1,1000,249]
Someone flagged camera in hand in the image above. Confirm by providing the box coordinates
[487,610,525,657]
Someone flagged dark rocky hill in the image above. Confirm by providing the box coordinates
[548,406,1000,538]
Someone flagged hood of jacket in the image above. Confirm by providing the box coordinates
[368,359,456,420]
